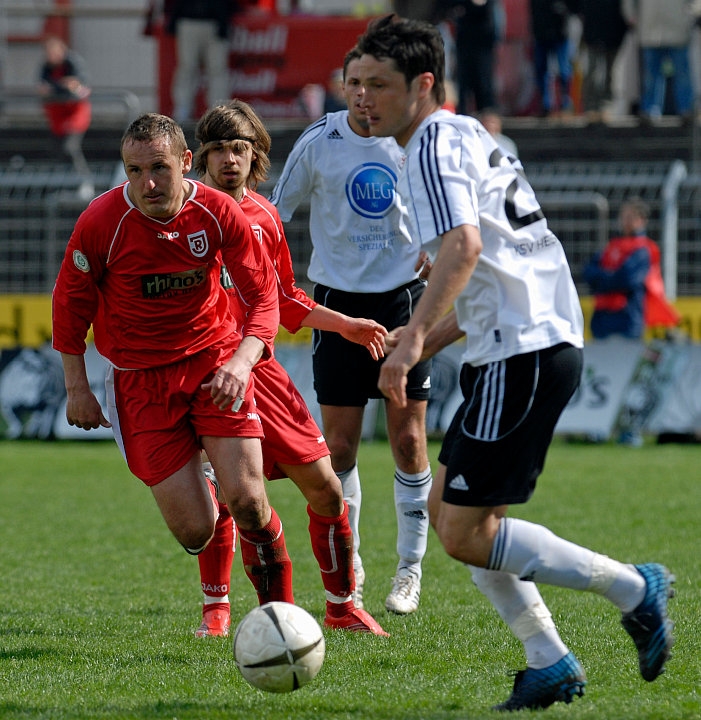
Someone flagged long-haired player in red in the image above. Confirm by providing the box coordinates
[192,100,389,638]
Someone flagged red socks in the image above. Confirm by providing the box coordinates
[239,506,294,605]
[307,502,356,617]
[197,502,235,599]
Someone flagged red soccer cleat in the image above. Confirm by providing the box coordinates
[194,602,230,638]
[324,607,390,637]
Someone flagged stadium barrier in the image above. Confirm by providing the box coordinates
[1,337,699,443]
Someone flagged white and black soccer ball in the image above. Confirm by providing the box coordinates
[233,601,325,693]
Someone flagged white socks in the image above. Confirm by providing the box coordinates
[488,517,646,611]
[470,565,568,669]
[338,463,433,579]
[337,464,362,571]
[394,466,432,578]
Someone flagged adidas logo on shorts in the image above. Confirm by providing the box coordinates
[448,474,469,491]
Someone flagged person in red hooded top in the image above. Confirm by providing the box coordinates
[584,197,680,340]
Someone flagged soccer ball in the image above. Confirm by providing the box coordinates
[233,601,325,693]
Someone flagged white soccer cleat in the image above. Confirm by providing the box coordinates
[385,567,421,615]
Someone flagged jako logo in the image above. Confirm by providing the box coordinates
[346,163,397,219]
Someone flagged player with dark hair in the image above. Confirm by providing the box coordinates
[192,99,388,638]
[270,47,433,616]
[52,113,295,620]
[355,14,675,711]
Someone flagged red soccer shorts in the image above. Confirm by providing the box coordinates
[253,357,329,480]
[107,344,263,486]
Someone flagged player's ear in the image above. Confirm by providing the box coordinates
[182,149,193,174]
[415,71,435,99]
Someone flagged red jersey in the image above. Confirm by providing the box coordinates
[223,188,316,333]
[52,180,279,369]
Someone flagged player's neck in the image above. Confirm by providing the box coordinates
[347,114,370,139]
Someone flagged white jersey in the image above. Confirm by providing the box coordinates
[398,110,584,367]
[270,110,421,293]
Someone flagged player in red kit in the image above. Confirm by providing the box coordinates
[190,99,389,638]
[52,113,295,619]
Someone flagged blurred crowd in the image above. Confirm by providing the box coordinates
[411,0,701,124]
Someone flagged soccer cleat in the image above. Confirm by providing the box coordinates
[353,564,366,610]
[493,652,587,712]
[324,608,390,637]
[385,567,421,615]
[621,563,676,681]
[194,602,230,638]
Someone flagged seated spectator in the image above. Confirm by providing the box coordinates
[584,197,680,340]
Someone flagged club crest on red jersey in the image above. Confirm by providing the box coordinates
[188,230,209,257]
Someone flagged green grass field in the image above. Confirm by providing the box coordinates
[1,438,699,720]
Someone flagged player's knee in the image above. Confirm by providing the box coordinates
[393,429,426,467]
[180,527,213,554]
[435,519,482,565]
[306,481,344,517]
[327,438,357,471]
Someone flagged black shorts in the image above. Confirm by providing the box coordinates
[439,343,583,507]
[312,280,432,407]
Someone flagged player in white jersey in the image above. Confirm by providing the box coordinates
[270,48,433,615]
[356,14,675,712]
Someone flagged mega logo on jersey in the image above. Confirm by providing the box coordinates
[345,163,397,219]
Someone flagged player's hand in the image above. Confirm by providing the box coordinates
[415,251,432,281]
[65,387,111,430]
[378,332,424,407]
[203,358,251,411]
[383,326,404,355]
[341,319,388,361]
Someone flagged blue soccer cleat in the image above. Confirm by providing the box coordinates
[621,563,675,682]
[493,652,586,712]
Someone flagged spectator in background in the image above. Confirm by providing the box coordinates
[529,0,579,117]
[323,67,346,113]
[623,0,695,123]
[477,107,518,156]
[38,36,94,200]
[584,196,680,341]
[167,0,239,123]
[578,0,630,123]
[434,0,504,114]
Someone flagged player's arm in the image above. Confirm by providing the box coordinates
[415,250,433,281]
[301,305,388,361]
[221,208,280,359]
[273,214,388,360]
[385,309,464,362]
[379,223,481,407]
[60,352,111,430]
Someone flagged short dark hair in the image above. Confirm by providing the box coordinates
[121,113,187,158]
[193,100,271,188]
[343,46,362,80]
[356,14,446,106]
